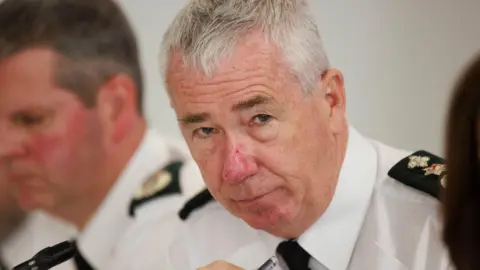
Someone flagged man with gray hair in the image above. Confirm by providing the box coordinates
[160,0,452,269]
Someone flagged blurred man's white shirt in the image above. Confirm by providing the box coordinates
[1,211,77,270]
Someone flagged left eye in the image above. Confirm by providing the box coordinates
[251,114,273,125]
[13,113,49,128]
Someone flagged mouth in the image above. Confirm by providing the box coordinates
[7,173,40,186]
[233,190,276,206]
[8,174,32,181]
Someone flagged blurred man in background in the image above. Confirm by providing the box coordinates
[0,0,204,269]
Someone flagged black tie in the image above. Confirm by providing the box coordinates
[72,241,95,270]
[276,240,311,270]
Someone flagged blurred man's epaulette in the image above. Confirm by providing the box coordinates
[129,161,183,217]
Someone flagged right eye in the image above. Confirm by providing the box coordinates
[193,127,217,139]
[13,113,48,128]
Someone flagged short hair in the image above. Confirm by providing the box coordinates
[160,0,330,93]
[0,0,144,114]
[443,53,480,270]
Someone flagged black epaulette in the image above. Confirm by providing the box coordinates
[129,161,183,217]
[178,188,215,221]
[388,150,447,200]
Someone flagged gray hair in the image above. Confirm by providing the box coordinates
[160,0,330,93]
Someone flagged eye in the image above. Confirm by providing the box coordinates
[251,114,273,126]
[12,113,49,128]
[193,127,217,139]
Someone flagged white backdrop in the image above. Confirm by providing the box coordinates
[118,0,480,156]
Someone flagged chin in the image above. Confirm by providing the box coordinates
[238,206,298,236]
[15,190,51,212]
[225,191,302,234]
[16,197,39,211]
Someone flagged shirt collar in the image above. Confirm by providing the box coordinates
[0,211,76,267]
[78,129,171,269]
[298,126,378,270]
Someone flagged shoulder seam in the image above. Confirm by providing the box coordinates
[178,188,214,221]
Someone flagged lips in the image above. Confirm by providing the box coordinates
[8,173,32,180]
[233,189,277,206]
[236,194,267,203]
[7,173,39,185]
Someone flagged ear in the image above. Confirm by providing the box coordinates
[96,74,139,144]
[320,69,346,133]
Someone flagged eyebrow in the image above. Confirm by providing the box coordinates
[178,112,210,125]
[232,95,272,111]
[178,95,273,125]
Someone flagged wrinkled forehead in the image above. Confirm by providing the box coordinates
[166,50,299,117]
[165,33,293,91]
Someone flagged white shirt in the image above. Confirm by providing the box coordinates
[2,129,205,270]
[164,126,452,270]
[77,129,205,270]
[299,126,377,270]
[0,211,77,270]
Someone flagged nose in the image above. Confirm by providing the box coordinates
[0,125,27,160]
[222,136,258,184]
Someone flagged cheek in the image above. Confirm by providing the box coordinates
[27,135,76,179]
[257,125,301,174]
[27,111,90,176]
[193,147,222,187]
[28,133,65,163]
[256,121,324,191]
[188,138,225,188]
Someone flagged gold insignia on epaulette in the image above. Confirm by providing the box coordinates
[408,155,430,169]
[133,170,172,200]
[423,164,446,176]
[441,175,447,188]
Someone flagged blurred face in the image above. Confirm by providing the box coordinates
[167,33,347,237]
[0,48,107,213]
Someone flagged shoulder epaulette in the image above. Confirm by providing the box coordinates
[178,188,214,221]
[129,160,183,217]
[388,150,447,200]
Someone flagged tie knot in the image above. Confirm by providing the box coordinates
[276,240,311,270]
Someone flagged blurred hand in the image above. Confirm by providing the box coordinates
[197,260,244,270]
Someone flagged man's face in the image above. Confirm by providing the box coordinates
[0,48,106,213]
[167,33,347,237]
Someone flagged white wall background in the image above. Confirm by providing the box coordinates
[118,0,480,156]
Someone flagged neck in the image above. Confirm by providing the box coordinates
[58,120,147,230]
[279,127,349,239]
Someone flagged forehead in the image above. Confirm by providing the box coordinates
[0,48,71,110]
[166,33,297,106]
[0,48,57,81]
